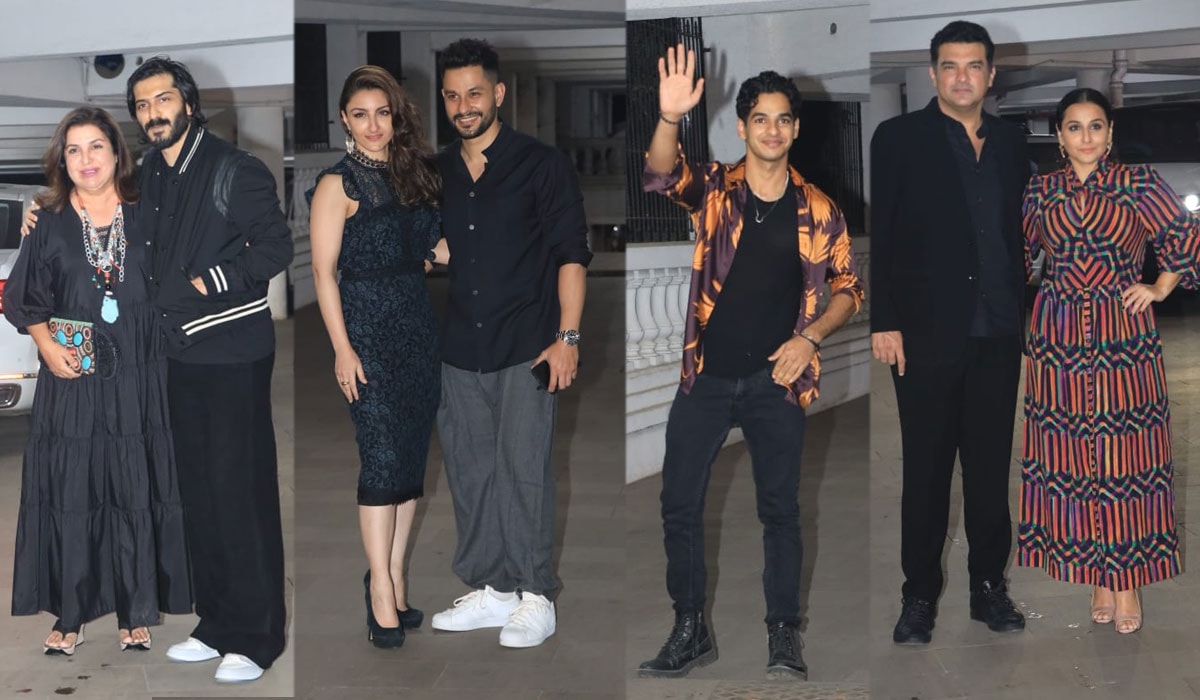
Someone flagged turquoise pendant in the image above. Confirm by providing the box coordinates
[101,295,119,323]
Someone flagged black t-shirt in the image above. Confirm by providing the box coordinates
[702,181,804,379]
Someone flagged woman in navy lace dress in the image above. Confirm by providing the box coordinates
[307,66,448,648]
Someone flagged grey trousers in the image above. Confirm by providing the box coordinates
[437,361,560,599]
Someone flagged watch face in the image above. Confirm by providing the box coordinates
[558,330,581,345]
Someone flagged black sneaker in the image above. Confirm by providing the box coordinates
[892,597,937,644]
[969,580,1025,632]
[637,610,717,678]
[765,622,807,680]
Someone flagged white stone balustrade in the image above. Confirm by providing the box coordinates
[625,237,872,483]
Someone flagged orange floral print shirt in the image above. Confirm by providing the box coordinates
[643,150,864,407]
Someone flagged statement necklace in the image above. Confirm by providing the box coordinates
[348,147,388,169]
[78,193,125,323]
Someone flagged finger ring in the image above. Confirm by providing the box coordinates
[339,380,349,386]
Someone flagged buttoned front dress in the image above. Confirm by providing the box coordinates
[1018,160,1199,590]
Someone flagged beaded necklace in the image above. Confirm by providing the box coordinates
[77,192,125,323]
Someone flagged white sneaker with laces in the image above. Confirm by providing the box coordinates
[165,637,220,662]
[431,586,520,631]
[498,592,556,648]
[214,653,264,683]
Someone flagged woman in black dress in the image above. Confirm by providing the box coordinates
[308,66,447,648]
[4,107,191,654]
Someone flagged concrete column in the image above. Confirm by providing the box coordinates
[497,68,517,129]
[514,70,539,137]
[236,106,289,319]
[326,24,365,148]
[864,83,903,210]
[904,65,935,113]
[400,32,437,150]
[537,76,556,145]
[1075,68,1110,94]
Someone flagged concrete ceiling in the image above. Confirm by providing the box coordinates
[873,33,1200,111]
[870,0,1200,110]
[297,0,623,31]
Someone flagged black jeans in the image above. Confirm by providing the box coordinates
[660,367,807,625]
[892,336,1021,602]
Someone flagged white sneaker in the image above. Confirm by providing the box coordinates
[431,586,520,631]
[165,637,220,662]
[498,593,556,648]
[214,653,264,683]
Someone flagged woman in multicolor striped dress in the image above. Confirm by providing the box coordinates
[1018,88,1200,634]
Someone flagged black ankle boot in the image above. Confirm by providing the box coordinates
[765,621,807,680]
[637,610,717,678]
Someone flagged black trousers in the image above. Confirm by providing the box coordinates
[660,368,807,625]
[893,337,1021,602]
[168,355,286,669]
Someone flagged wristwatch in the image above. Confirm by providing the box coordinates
[556,329,581,346]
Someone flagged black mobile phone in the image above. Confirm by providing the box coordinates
[531,360,556,394]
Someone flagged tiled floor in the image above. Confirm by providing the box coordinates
[625,396,872,700]
[5,278,1198,700]
[870,315,1200,699]
[293,275,626,699]
[0,321,296,699]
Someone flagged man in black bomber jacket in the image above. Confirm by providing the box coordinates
[127,57,292,683]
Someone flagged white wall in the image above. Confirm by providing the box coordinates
[696,5,870,161]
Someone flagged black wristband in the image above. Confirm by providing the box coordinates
[659,113,682,126]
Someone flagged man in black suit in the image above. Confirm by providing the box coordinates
[870,20,1030,645]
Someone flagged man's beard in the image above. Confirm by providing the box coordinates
[142,109,190,149]
[452,105,497,140]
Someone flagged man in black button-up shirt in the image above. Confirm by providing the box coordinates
[870,21,1030,647]
[428,39,591,649]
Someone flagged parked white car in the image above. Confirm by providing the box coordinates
[0,184,46,415]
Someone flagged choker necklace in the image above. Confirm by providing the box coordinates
[348,147,388,169]
[76,193,126,323]
[751,189,785,224]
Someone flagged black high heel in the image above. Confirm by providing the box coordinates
[363,570,423,629]
[363,571,404,649]
[397,606,424,630]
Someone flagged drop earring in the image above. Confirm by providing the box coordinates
[345,133,355,155]
[1058,143,1066,159]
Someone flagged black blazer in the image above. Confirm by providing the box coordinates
[869,98,1030,364]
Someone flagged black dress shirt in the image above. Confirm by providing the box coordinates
[436,123,593,372]
[702,180,804,379]
[942,115,1019,337]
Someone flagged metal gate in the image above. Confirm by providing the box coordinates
[626,18,710,243]
[791,101,866,235]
